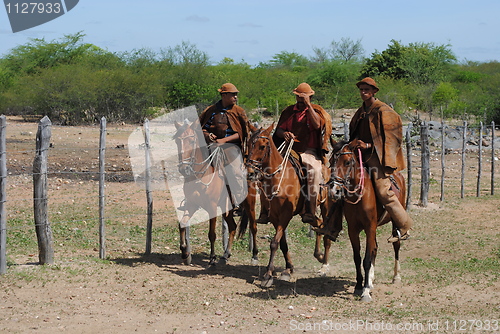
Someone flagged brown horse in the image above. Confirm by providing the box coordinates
[328,140,406,302]
[246,123,336,287]
[173,121,257,266]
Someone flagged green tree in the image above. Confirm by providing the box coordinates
[313,38,365,63]
[361,40,456,85]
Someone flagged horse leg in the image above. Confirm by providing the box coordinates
[278,230,294,281]
[361,226,378,302]
[208,217,217,266]
[348,227,363,296]
[392,239,402,284]
[220,212,237,265]
[317,235,332,277]
[313,233,329,276]
[179,212,192,265]
[261,226,284,288]
[244,187,259,265]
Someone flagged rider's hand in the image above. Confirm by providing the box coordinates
[283,131,296,142]
[208,133,217,142]
[349,139,371,150]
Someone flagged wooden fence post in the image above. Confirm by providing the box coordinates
[420,122,429,207]
[477,122,483,197]
[405,125,412,209]
[143,119,153,255]
[461,121,467,198]
[33,116,53,265]
[0,116,7,274]
[492,121,495,195]
[99,117,106,259]
[440,118,445,202]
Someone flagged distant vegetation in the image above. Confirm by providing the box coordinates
[0,32,499,125]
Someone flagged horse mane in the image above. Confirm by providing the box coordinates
[172,122,189,139]
[332,139,349,153]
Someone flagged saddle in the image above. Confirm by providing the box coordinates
[287,149,308,187]
[389,174,401,199]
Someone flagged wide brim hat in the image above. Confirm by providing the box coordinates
[218,83,239,93]
[293,82,315,96]
[356,77,379,91]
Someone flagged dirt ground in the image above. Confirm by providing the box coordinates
[1,116,499,334]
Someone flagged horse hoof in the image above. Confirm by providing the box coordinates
[392,276,402,285]
[354,288,363,296]
[182,254,192,265]
[261,277,273,288]
[360,294,372,302]
[317,264,330,277]
[250,258,259,266]
[219,257,228,265]
[279,272,291,282]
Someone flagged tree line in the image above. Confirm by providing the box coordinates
[0,32,499,125]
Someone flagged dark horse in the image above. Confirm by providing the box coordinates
[173,121,258,266]
[246,124,338,287]
[329,140,406,301]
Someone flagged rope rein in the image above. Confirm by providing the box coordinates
[331,146,365,204]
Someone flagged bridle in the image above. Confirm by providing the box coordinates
[330,144,365,204]
[245,132,278,179]
[245,128,294,200]
[175,129,223,187]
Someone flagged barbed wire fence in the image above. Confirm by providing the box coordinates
[0,115,498,274]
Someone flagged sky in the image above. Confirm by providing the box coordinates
[1,0,499,66]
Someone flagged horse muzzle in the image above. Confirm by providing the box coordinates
[328,180,344,201]
[178,164,192,177]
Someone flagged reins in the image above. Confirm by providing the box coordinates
[246,131,295,201]
[332,146,365,204]
[177,133,224,187]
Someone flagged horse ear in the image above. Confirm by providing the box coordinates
[264,122,275,135]
[174,121,181,129]
[248,121,258,133]
[329,135,337,148]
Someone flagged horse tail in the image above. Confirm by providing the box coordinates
[237,208,249,239]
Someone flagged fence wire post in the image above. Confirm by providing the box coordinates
[419,122,429,207]
[144,119,153,255]
[440,117,445,202]
[405,124,412,209]
[99,117,107,259]
[0,116,7,274]
[492,121,496,195]
[477,122,483,197]
[461,121,467,198]
[33,116,53,265]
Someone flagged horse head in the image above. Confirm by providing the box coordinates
[245,123,274,182]
[329,140,363,202]
[173,121,198,177]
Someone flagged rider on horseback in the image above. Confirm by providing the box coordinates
[349,77,412,243]
[263,83,332,227]
[198,83,250,214]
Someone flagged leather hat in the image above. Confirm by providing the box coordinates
[293,82,315,96]
[356,77,379,91]
[218,83,239,93]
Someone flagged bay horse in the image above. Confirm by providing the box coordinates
[246,123,337,287]
[328,140,406,302]
[173,120,258,266]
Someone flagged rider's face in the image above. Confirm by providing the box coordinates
[358,84,377,102]
[221,92,238,107]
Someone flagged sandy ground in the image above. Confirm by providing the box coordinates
[1,116,499,333]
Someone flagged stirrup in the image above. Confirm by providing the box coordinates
[387,229,410,243]
[256,214,269,224]
[301,213,316,224]
[312,226,341,242]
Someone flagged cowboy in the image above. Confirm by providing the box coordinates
[270,82,332,225]
[198,83,250,212]
[349,77,412,242]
